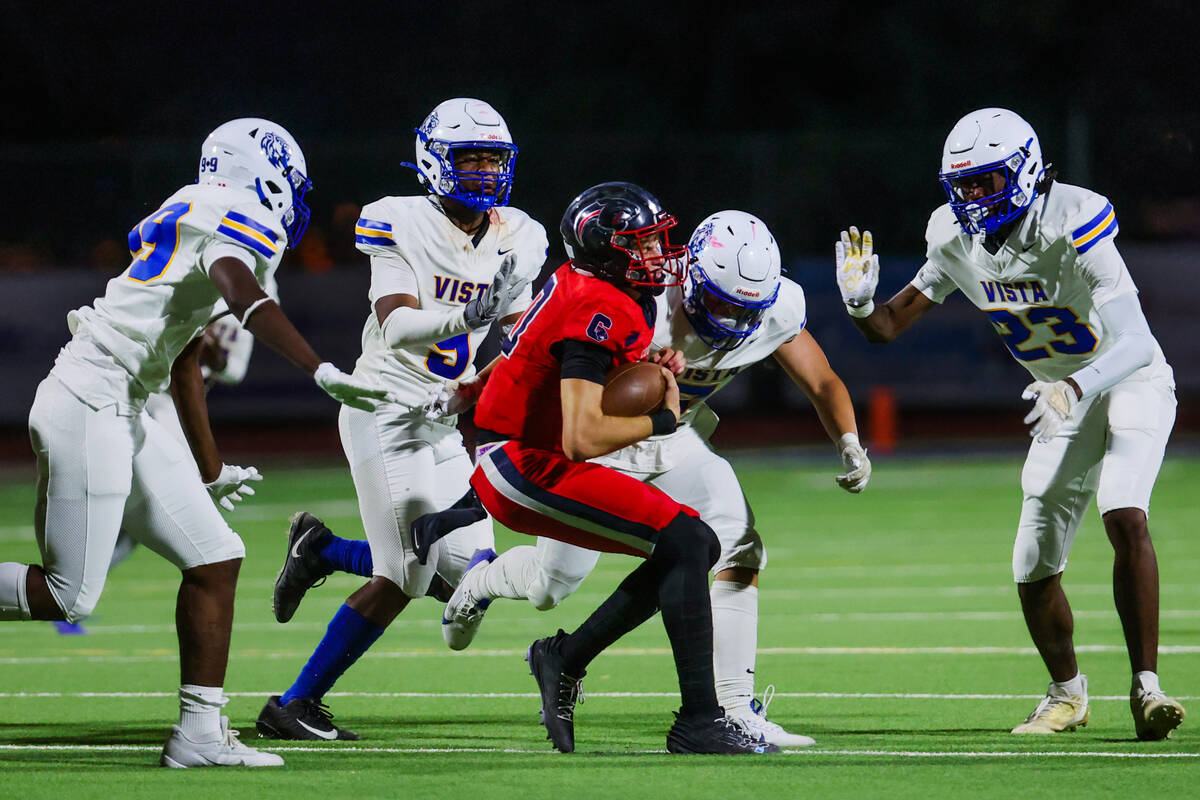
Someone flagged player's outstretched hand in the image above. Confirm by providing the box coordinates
[424,376,484,419]
[648,347,686,375]
[465,253,529,329]
[314,362,395,411]
[835,433,871,493]
[1022,380,1078,443]
[835,226,880,317]
[205,463,263,511]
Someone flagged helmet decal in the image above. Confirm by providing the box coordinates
[259,132,292,171]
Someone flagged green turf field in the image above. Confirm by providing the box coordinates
[0,451,1196,798]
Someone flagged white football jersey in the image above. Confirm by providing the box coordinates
[912,182,1172,387]
[352,196,547,408]
[593,277,806,473]
[53,183,285,412]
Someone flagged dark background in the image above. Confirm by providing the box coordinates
[1,1,1197,452]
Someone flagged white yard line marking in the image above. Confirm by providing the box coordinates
[0,743,1195,758]
[4,644,1200,665]
[7,609,1200,637]
[0,690,1196,701]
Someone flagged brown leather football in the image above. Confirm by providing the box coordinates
[601,361,667,416]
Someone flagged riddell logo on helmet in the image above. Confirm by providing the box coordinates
[735,288,760,298]
[951,160,973,169]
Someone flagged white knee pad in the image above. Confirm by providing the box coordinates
[526,569,583,611]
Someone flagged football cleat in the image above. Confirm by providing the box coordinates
[527,630,586,753]
[273,512,334,623]
[666,711,782,754]
[442,548,497,650]
[255,695,359,741]
[1011,676,1090,734]
[1131,686,1186,741]
[160,716,284,768]
[726,685,816,747]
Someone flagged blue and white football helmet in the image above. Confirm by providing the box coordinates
[405,98,518,211]
[198,118,313,248]
[683,210,781,350]
[939,108,1045,235]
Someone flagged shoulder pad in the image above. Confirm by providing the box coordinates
[355,196,413,255]
[212,196,285,260]
[924,204,962,251]
[1051,184,1118,254]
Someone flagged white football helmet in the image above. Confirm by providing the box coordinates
[683,210,781,350]
[939,108,1045,235]
[198,118,313,247]
[405,98,518,211]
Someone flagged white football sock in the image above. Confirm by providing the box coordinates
[711,579,758,711]
[0,562,32,621]
[477,546,539,601]
[178,684,228,740]
[1133,670,1162,695]
[1051,672,1087,699]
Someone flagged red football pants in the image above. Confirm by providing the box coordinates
[471,440,697,557]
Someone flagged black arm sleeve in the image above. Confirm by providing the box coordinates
[554,338,614,384]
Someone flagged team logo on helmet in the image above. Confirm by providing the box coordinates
[259,132,292,170]
[688,221,715,258]
[420,112,439,136]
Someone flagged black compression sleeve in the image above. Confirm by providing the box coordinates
[557,339,614,384]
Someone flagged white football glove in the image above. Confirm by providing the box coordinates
[314,362,393,411]
[464,253,528,329]
[835,226,880,318]
[836,433,871,493]
[1022,380,1078,443]
[205,464,262,511]
[423,376,484,420]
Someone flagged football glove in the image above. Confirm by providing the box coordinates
[314,362,394,411]
[835,226,880,318]
[836,433,871,493]
[205,463,262,511]
[423,375,484,420]
[464,253,527,329]
[1022,380,1078,443]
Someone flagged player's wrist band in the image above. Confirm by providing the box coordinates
[846,299,875,318]
[649,408,678,436]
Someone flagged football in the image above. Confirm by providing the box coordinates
[601,361,667,416]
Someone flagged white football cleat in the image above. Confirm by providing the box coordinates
[442,548,497,650]
[726,686,816,748]
[1012,676,1090,734]
[1131,686,1186,741]
[160,716,284,768]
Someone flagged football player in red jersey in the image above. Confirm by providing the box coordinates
[412,182,777,755]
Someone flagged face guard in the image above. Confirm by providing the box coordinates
[940,139,1035,235]
[416,133,518,211]
[684,260,779,350]
[610,216,687,294]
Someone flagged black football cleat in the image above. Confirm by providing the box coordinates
[527,630,586,753]
[273,512,334,623]
[666,711,782,754]
[411,489,487,565]
[255,695,359,741]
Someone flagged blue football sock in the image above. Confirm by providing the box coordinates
[318,535,373,577]
[280,604,384,705]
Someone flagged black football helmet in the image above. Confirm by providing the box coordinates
[559,182,686,294]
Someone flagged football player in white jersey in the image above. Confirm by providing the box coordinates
[257,98,546,741]
[834,108,1184,740]
[0,118,392,767]
[51,318,258,636]
[295,210,870,747]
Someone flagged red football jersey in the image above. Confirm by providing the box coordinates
[475,263,656,453]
